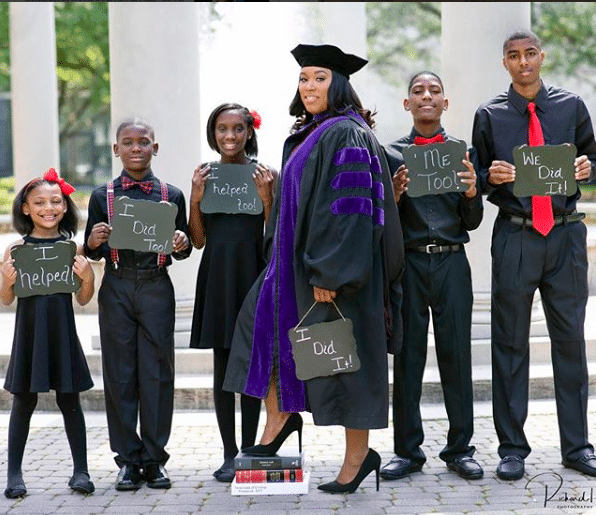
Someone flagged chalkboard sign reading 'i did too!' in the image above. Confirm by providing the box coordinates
[402,139,468,197]
[512,144,578,197]
[200,163,263,215]
[108,197,178,254]
[11,240,81,297]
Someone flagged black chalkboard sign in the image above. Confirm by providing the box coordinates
[108,197,178,254]
[512,144,578,197]
[402,139,468,197]
[200,163,263,215]
[288,315,360,381]
[11,240,80,297]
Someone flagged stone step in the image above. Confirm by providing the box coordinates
[0,362,594,412]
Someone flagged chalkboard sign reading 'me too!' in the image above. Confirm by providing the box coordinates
[512,144,578,197]
[200,163,263,215]
[108,197,178,254]
[402,139,468,197]
[11,240,80,297]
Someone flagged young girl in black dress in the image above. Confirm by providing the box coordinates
[188,103,276,482]
[1,169,96,498]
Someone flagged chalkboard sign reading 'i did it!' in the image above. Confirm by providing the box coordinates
[200,163,263,215]
[512,144,578,197]
[402,139,468,197]
[11,240,80,297]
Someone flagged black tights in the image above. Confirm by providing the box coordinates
[213,349,261,463]
[6,392,88,489]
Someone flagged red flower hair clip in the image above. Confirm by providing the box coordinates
[43,168,76,196]
[250,110,262,130]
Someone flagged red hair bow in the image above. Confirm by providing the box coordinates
[43,168,76,196]
[250,110,262,130]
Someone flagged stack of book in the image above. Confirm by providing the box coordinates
[230,447,309,495]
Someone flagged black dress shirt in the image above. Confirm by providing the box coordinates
[84,170,191,268]
[384,128,483,248]
[472,82,596,217]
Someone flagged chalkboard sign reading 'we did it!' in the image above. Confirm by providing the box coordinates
[200,163,263,215]
[512,144,578,197]
[402,139,468,197]
[11,240,81,297]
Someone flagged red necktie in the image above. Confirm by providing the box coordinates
[414,133,445,145]
[121,175,154,194]
[528,102,554,236]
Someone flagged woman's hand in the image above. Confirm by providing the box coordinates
[190,164,211,203]
[313,286,337,303]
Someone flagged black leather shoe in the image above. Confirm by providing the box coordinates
[496,455,524,480]
[562,452,596,477]
[447,456,484,479]
[379,456,423,480]
[144,464,171,489]
[4,482,26,499]
[115,464,143,491]
[69,471,95,494]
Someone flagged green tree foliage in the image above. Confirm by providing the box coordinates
[366,2,596,92]
[54,2,109,140]
[0,3,109,140]
[366,2,441,87]
[532,2,596,89]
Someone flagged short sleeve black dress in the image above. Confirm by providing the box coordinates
[3,235,94,394]
[189,211,266,349]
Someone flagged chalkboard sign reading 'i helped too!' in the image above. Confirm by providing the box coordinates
[11,240,81,297]
[108,197,178,254]
[512,144,578,197]
[402,139,468,197]
[200,163,263,215]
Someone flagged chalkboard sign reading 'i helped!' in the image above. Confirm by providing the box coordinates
[200,163,263,215]
[108,197,178,254]
[11,240,80,297]
[402,139,468,197]
[512,144,578,197]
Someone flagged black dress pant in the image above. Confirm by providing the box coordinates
[491,218,593,461]
[98,267,175,468]
[392,249,475,464]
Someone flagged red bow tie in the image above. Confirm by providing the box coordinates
[414,134,445,145]
[121,176,153,194]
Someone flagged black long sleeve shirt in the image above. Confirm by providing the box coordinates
[472,82,596,217]
[84,170,192,268]
[384,128,483,248]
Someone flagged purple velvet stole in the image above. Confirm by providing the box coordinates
[244,115,349,412]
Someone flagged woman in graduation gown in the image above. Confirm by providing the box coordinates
[223,43,404,493]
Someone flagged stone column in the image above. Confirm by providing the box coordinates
[109,3,202,345]
[9,2,60,188]
[440,2,545,339]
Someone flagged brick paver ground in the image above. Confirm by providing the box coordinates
[0,400,595,515]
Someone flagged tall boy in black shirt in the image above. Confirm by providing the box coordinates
[472,30,596,480]
[381,72,484,481]
[85,118,191,490]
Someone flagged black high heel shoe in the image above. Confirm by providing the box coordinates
[242,413,303,456]
[318,448,381,494]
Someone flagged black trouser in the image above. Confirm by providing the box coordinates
[213,348,261,462]
[491,218,593,461]
[392,249,475,464]
[98,266,175,468]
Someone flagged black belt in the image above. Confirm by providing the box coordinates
[408,244,463,254]
[105,264,168,280]
[499,212,585,228]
